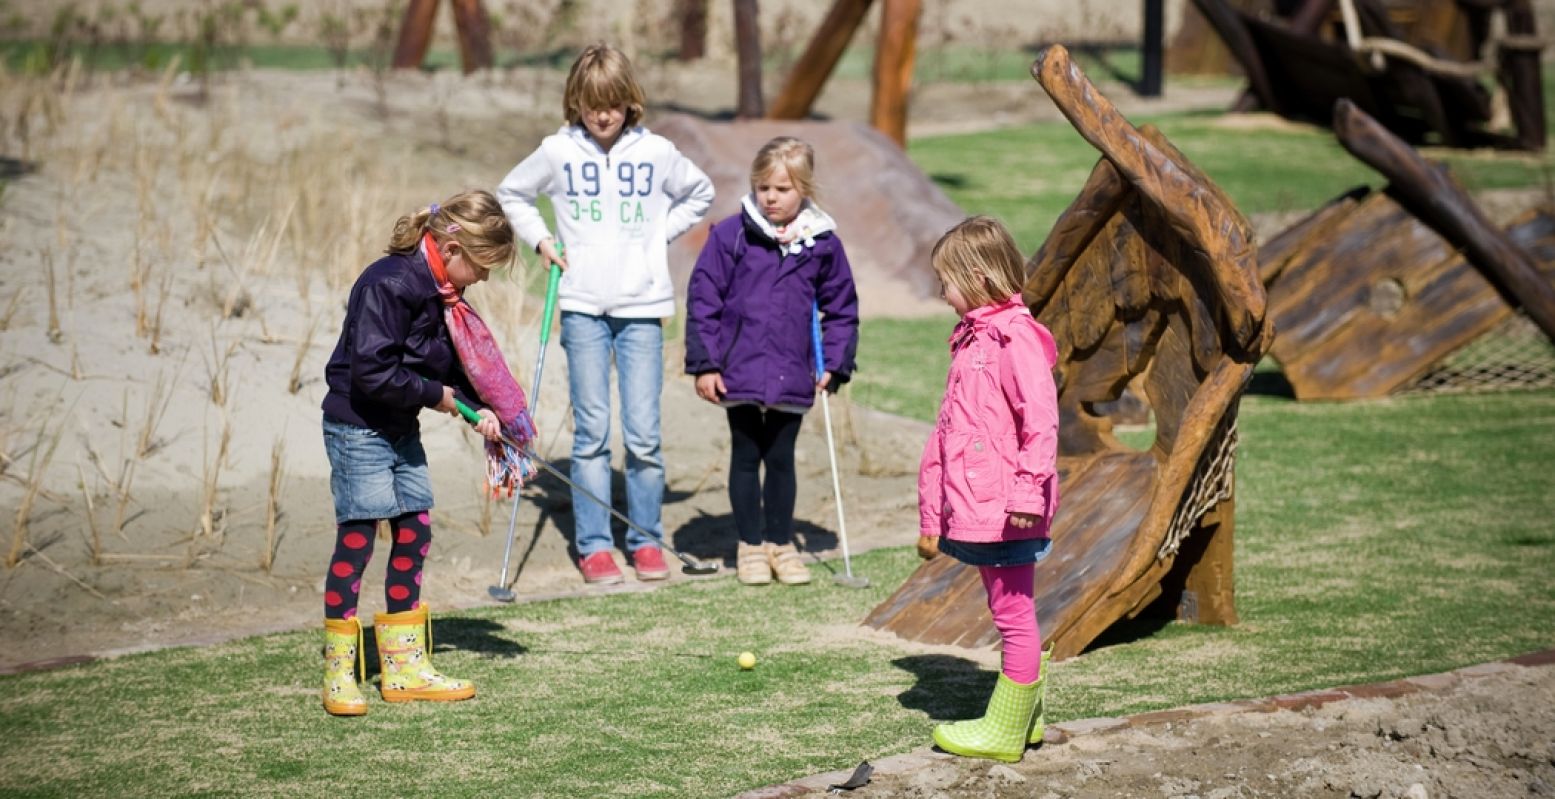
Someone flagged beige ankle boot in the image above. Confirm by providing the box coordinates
[737,542,772,585]
[766,542,811,585]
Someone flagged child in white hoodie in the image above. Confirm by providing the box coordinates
[497,43,714,585]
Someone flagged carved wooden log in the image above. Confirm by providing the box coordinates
[1188,0,1284,115]
[734,0,764,119]
[869,0,920,147]
[1333,99,1555,342]
[1026,157,1130,320]
[768,0,876,120]
[449,0,492,74]
[1033,45,1266,354]
[392,0,440,70]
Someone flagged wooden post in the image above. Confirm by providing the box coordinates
[1140,0,1164,97]
[1499,0,1547,152]
[449,0,492,73]
[1334,99,1555,341]
[871,0,920,146]
[733,0,764,119]
[393,0,440,70]
[677,0,710,61]
[768,0,876,119]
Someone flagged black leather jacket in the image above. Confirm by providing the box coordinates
[322,250,482,439]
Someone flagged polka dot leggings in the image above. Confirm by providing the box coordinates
[322,511,432,620]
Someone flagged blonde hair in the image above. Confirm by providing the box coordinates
[563,44,646,128]
[749,136,818,200]
[387,189,515,271]
[931,216,1027,309]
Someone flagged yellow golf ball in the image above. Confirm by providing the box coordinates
[737,651,756,670]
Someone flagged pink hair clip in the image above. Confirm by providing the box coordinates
[446,223,462,234]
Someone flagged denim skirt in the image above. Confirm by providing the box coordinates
[938,536,1052,568]
[322,415,434,524]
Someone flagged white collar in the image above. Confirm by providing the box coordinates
[740,194,837,255]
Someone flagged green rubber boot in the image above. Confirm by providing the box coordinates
[933,672,1042,763]
[1029,650,1048,744]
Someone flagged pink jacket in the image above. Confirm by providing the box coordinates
[919,295,1060,543]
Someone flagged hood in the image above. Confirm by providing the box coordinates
[560,123,645,157]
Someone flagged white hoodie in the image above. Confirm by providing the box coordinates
[497,125,714,318]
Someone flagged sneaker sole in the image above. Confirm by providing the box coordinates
[636,569,671,581]
[583,574,625,585]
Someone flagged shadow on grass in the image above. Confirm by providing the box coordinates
[671,512,840,566]
[1245,368,1297,399]
[892,654,997,722]
[1083,615,1176,654]
[358,616,527,680]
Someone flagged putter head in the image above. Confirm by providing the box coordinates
[832,574,870,589]
[680,559,720,576]
[487,585,517,603]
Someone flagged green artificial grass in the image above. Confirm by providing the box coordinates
[3,390,1553,797]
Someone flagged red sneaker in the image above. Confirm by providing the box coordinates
[579,551,624,585]
[632,546,671,581]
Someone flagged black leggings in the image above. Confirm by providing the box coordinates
[726,405,804,547]
[322,511,432,620]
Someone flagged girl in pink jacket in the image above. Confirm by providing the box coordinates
[918,216,1060,763]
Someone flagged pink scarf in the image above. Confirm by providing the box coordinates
[423,234,536,497]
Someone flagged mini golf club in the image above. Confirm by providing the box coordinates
[457,399,721,577]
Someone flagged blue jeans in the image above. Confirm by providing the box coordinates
[560,312,664,556]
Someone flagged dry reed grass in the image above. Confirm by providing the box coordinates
[260,435,285,573]
[6,419,65,568]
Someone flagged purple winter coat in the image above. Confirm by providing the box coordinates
[685,212,859,409]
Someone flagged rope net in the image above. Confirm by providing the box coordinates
[1407,311,1555,394]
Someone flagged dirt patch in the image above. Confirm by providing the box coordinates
[770,659,1555,799]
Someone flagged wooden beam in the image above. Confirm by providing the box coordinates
[1334,99,1555,341]
[393,0,440,70]
[870,0,920,146]
[1499,0,1547,151]
[768,0,876,119]
[1187,0,1284,115]
[733,0,764,118]
[449,0,492,74]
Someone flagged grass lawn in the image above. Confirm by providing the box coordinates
[3,389,1553,797]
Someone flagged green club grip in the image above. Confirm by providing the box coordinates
[539,263,561,347]
[453,397,481,426]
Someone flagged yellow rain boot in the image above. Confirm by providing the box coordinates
[322,616,368,717]
[933,672,1041,762]
[373,602,475,703]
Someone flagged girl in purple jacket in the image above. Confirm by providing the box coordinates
[918,216,1060,762]
[685,136,859,587]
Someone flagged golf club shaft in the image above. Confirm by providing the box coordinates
[521,449,707,571]
[820,388,853,577]
[456,399,708,572]
[812,302,855,577]
[493,259,563,593]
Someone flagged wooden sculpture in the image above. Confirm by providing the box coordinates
[392,0,492,74]
[864,44,1273,660]
[1258,100,1555,400]
[1190,0,1546,150]
[766,0,921,146]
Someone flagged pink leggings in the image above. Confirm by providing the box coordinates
[981,564,1042,683]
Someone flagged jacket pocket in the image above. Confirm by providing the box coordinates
[962,435,1000,504]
